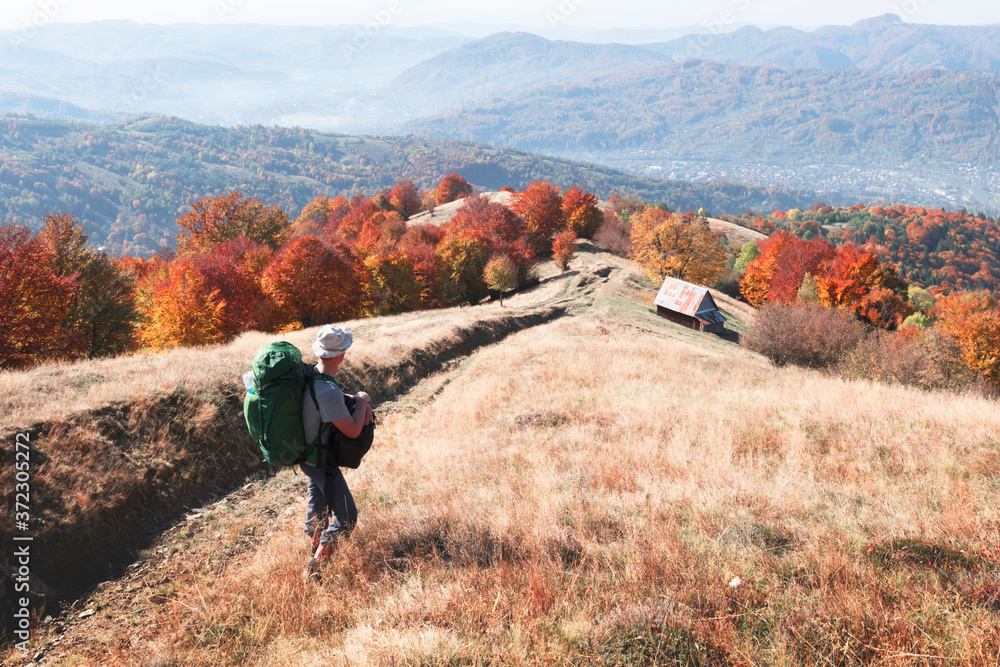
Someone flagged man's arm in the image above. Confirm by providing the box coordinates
[331,393,372,439]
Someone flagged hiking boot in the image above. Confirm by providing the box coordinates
[314,540,334,562]
[302,558,321,583]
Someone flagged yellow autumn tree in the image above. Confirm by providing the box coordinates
[629,209,727,285]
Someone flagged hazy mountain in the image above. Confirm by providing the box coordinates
[0,20,470,130]
[385,32,670,116]
[642,14,1000,73]
[0,92,123,123]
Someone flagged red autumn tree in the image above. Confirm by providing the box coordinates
[509,181,565,255]
[436,173,474,206]
[400,225,447,309]
[561,186,603,238]
[183,253,267,340]
[450,195,528,256]
[389,179,423,218]
[261,236,360,329]
[175,191,290,253]
[0,225,77,369]
[740,231,836,306]
[332,196,381,244]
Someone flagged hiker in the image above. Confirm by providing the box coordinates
[301,325,373,577]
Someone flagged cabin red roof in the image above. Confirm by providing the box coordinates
[654,277,725,322]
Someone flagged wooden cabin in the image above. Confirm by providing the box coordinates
[653,277,727,334]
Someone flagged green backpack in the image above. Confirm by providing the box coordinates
[243,342,322,467]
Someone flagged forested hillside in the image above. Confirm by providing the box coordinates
[729,204,1000,294]
[0,115,825,257]
[402,59,1000,166]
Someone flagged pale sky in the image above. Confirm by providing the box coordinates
[2,0,999,32]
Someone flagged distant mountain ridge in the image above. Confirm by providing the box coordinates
[386,32,670,115]
[641,14,1000,73]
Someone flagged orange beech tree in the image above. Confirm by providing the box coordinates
[175,191,290,253]
[932,291,1000,383]
[332,196,382,243]
[140,261,226,350]
[261,236,361,328]
[0,225,77,369]
[435,173,474,206]
[510,181,565,254]
[815,243,913,329]
[552,230,579,272]
[561,186,603,238]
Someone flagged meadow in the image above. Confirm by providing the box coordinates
[4,248,1000,665]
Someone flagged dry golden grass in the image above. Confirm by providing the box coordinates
[7,248,1000,665]
[0,265,570,432]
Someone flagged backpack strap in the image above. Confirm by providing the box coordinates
[304,371,339,467]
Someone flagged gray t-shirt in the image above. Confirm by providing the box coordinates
[302,378,351,443]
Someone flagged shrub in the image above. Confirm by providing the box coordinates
[741,302,866,368]
[595,210,630,256]
[839,328,989,394]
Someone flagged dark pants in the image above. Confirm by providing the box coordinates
[299,462,357,545]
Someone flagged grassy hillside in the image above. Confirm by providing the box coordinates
[0,114,823,257]
[4,248,1000,665]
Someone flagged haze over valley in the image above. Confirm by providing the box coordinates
[4,14,1000,216]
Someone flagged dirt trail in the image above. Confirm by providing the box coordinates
[3,256,636,665]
